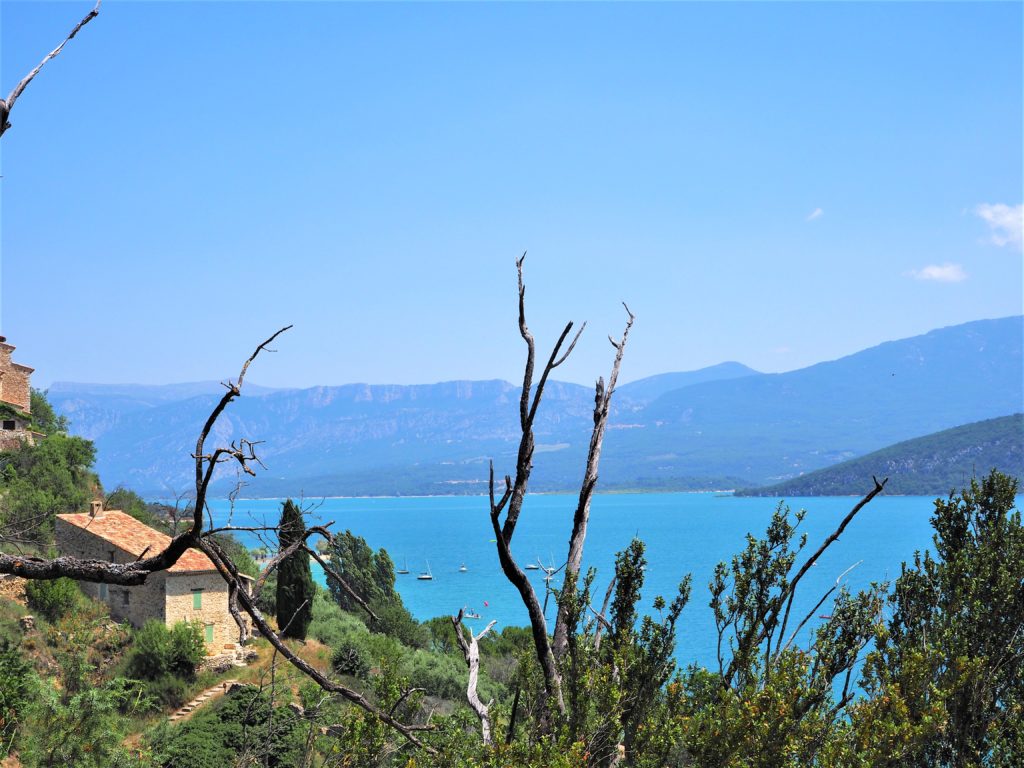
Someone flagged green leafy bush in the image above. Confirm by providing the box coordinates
[148,687,305,768]
[128,620,204,681]
[0,639,35,750]
[24,576,81,622]
[331,637,371,679]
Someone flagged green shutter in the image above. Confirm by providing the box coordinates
[192,589,202,609]
[205,624,214,644]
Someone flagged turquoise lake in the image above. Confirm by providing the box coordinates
[206,492,957,669]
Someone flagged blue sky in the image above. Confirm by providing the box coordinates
[1,1,1021,389]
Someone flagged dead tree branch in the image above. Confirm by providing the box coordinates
[552,302,634,660]
[452,608,499,744]
[0,327,292,583]
[0,1,101,139]
[488,255,581,720]
[196,536,437,754]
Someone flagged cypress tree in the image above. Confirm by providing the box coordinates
[275,499,314,640]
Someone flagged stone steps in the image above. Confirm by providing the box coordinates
[168,679,239,723]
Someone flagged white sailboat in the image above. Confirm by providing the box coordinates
[417,561,433,581]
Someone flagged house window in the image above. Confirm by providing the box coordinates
[2,421,14,431]
[204,624,215,644]
[98,584,108,601]
[192,589,203,610]
[122,591,130,607]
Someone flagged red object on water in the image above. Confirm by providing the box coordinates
[484,601,489,607]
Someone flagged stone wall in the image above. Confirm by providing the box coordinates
[0,342,32,412]
[54,517,168,625]
[0,341,35,450]
[165,572,241,651]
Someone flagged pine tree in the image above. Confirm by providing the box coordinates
[275,499,314,640]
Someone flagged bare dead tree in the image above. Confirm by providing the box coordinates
[488,254,633,728]
[0,1,101,139]
[451,608,499,744]
[488,254,585,719]
[551,303,634,660]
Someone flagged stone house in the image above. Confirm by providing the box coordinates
[55,506,250,653]
[0,336,39,451]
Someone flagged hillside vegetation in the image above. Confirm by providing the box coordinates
[738,414,1024,497]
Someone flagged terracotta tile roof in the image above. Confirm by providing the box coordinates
[56,510,217,573]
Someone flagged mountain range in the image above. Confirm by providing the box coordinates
[47,316,1023,497]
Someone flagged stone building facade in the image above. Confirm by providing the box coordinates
[0,336,37,451]
[55,507,248,653]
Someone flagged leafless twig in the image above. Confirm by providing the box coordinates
[0,1,101,139]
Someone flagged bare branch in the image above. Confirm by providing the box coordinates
[1,1,101,139]
[553,302,634,659]
[452,608,499,744]
[196,538,437,753]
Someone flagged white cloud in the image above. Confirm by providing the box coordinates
[806,207,824,222]
[908,263,968,283]
[975,203,1023,250]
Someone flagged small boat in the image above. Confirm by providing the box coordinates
[524,563,540,571]
[459,563,468,573]
[396,558,410,575]
[417,561,433,581]
[463,607,481,619]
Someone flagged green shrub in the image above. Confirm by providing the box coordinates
[0,638,35,749]
[140,674,189,710]
[331,637,371,679]
[369,598,427,648]
[129,620,204,681]
[401,648,466,700]
[148,688,305,768]
[24,577,81,622]
[307,591,365,647]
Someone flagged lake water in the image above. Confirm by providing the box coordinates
[206,492,951,668]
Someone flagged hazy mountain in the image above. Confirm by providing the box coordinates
[595,316,1023,487]
[49,316,1023,497]
[735,414,1023,497]
[616,362,760,406]
[46,381,291,440]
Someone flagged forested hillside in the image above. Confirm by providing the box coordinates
[737,414,1024,496]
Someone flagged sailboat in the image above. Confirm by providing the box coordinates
[458,562,468,573]
[417,561,433,581]
[396,558,410,575]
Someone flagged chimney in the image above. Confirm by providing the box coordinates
[89,500,103,518]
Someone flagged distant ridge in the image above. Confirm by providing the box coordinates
[616,362,760,406]
[736,414,1024,497]
[47,315,1023,497]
